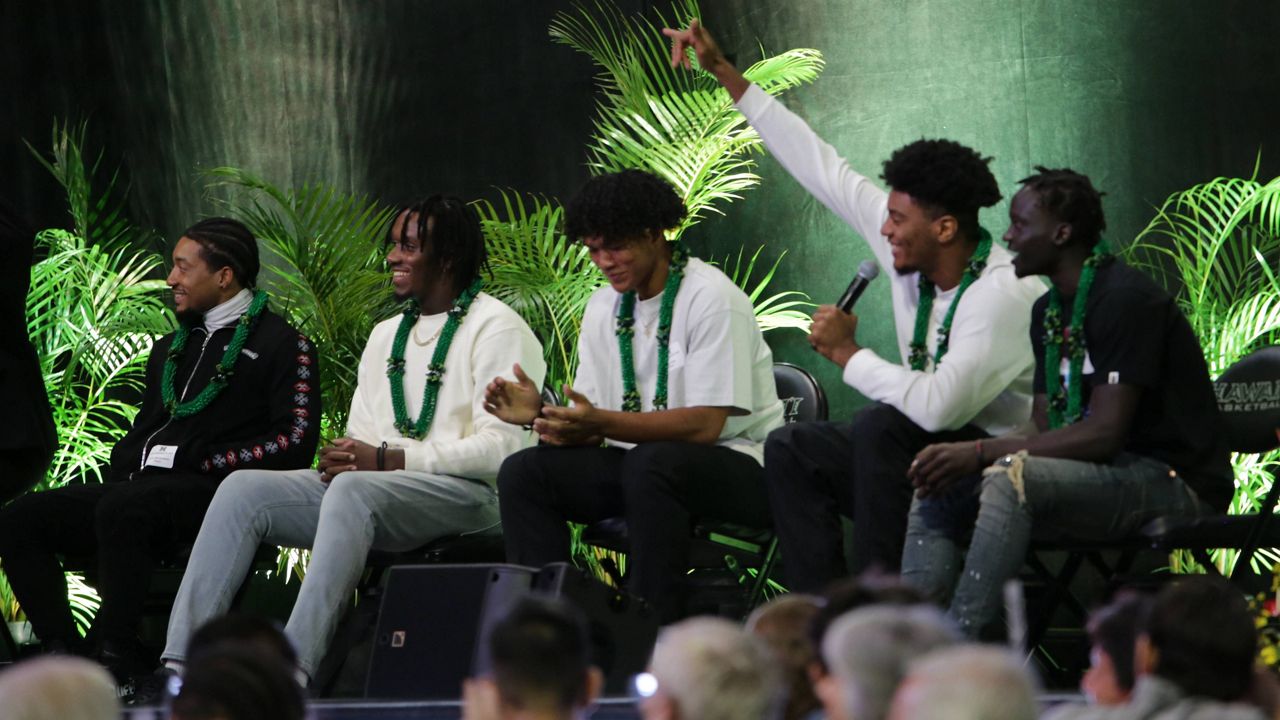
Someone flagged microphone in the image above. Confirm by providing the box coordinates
[836,260,880,313]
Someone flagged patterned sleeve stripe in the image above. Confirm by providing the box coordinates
[201,331,317,472]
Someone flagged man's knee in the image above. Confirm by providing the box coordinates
[496,447,545,500]
[764,422,811,465]
[978,466,1022,509]
[849,402,916,439]
[619,442,692,495]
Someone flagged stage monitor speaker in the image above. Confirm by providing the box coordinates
[533,562,658,695]
[365,563,535,699]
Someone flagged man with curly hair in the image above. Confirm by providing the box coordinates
[485,169,784,621]
[664,21,1046,588]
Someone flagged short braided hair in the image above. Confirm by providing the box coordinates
[182,217,260,288]
[881,139,1001,242]
[1017,166,1107,248]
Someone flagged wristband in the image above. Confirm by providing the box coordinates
[376,441,388,471]
[974,439,985,466]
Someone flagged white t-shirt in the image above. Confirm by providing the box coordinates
[574,257,785,464]
[737,84,1045,436]
[346,293,547,484]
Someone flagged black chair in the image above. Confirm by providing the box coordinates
[1142,346,1280,581]
[580,361,827,615]
[1024,346,1280,649]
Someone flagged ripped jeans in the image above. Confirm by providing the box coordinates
[900,453,1205,637]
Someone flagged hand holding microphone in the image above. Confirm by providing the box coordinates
[837,260,880,313]
[810,259,880,367]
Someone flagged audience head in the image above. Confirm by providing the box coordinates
[879,139,1000,275]
[1140,575,1258,702]
[187,613,299,671]
[0,655,119,720]
[1082,592,1150,705]
[747,594,823,720]
[809,574,925,673]
[487,595,601,716]
[820,604,959,720]
[170,644,307,720]
[641,616,781,720]
[386,194,489,302]
[887,646,1039,720]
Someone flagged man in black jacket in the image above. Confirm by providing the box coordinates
[0,217,320,680]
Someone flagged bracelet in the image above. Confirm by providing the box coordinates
[974,439,985,466]
[376,441,388,471]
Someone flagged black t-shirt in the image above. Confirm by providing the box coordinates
[1030,259,1233,510]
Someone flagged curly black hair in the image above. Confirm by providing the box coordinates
[1017,166,1107,248]
[564,169,686,243]
[881,139,1001,242]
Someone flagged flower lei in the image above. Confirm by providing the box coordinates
[616,244,688,412]
[387,278,483,439]
[908,229,994,371]
[1043,244,1110,429]
[162,290,269,418]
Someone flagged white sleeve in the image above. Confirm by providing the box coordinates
[680,302,756,413]
[345,333,381,445]
[400,325,547,480]
[736,83,893,272]
[572,300,606,407]
[842,280,1035,432]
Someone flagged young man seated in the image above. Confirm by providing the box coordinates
[160,195,545,686]
[900,168,1232,636]
[0,218,319,685]
[485,169,784,621]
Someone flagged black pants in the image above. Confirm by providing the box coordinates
[763,403,987,592]
[497,441,770,622]
[0,473,221,648]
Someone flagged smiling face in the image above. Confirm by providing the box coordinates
[167,237,233,317]
[1004,186,1067,278]
[386,210,446,304]
[879,190,946,276]
[584,230,670,299]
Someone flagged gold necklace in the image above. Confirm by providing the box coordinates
[412,319,445,347]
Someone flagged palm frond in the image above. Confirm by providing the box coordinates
[208,167,399,437]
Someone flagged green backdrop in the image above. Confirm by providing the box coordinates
[2,0,1277,419]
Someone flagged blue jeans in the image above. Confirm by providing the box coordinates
[900,453,1205,636]
[162,468,499,677]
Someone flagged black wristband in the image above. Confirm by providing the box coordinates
[376,441,388,471]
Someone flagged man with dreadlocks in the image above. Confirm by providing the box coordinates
[159,195,544,688]
[485,169,784,622]
[0,217,320,683]
[663,21,1047,588]
[901,168,1230,636]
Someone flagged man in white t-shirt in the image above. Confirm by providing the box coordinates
[485,169,784,621]
[159,195,546,686]
[664,21,1045,590]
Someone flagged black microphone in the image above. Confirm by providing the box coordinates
[836,260,880,313]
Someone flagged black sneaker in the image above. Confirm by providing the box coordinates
[119,667,179,707]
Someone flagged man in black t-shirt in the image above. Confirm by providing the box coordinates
[898,167,1232,636]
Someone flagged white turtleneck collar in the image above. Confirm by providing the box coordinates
[202,289,254,333]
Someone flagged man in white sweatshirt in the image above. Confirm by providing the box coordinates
[664,21,1045,589]
[159,195,546,685]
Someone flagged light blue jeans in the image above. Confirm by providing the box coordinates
[161,468,499,677]
[900,453,1205,637]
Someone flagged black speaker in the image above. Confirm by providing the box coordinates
[365,563,535,699]
[533,562,658,695]
[363,562,658,699]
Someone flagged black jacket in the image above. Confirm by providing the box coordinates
[107,308,321,482]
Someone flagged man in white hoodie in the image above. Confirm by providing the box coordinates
[160,195,546,685]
